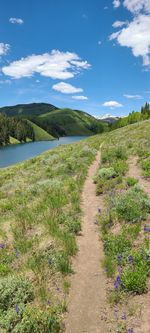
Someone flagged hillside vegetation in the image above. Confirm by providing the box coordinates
[0,103,108,139]
[0,120,150,332]
[27,120,54,141]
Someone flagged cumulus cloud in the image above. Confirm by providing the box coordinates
[9,18,24,24]
[112,20,127,28]
[123,0,150,14]
[113,0,121,8]
[110,15,150,66]
[72,95,88,100]
[2,50,90,79]
[52,82,83,94]
[124,94,143,99]
[102,101,123,108]
[0,43,10,56]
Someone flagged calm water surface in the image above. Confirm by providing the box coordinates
[0,136,88,168]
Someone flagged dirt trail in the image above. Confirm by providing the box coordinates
[128,156,150,333]
[128,156,150,196]
[64,151,107,333]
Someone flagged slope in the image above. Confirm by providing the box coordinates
[27,120,54,141]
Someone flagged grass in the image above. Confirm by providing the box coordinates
[27,120,54,141]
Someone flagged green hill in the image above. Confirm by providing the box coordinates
[27,120,54,141]
[0,102,57,118]
[32,108,108,137]
[0,103,108,138]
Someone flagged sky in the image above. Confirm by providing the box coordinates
[0,0,150,117]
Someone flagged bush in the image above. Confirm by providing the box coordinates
[126,177,138,187]
[113,160,128,176]
[0,276,34,311]
[96,167,117,180]
[104,234,131,258]
[114,186,150,222]
[141,159,150,178]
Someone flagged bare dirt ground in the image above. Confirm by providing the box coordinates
[64,152,108,333]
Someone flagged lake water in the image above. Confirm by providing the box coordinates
[0,136,88,168]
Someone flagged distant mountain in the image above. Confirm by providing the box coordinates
[0,103,57,118]
[94,114,120,124]
[0,103,108,138]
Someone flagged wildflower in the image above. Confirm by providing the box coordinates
[15,305,20,314]
[47,300,51,305]
[98,208,101,213]
[114,281,118,290]
[128,329,133,333]
[0,243,6,249]
[121,312,126,320]
[116,275,122,284]
[118,266,122,273]
[117,255,122,263]
[128,255,133,264]
[144,226,150,233]
[48,258,53,265]
[15,249,20,258]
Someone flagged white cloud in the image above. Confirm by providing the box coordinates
[9,18,24,24]
[72,95,88,100]
[110,15,150,66]
[123,0,150,14]
[52,82,83,94]
[0,43,10,56]
[102,101,123,108]
[98,40,102,45]
[112,20,127,28]
[113,0,121,8]
[2,50,90,79]
[124,94,143,99]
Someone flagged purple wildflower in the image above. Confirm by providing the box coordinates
[98,208,101,214]
[118,266,122,273]
[116,275,122,284]
[144,226,150,233]
[0,243,6,249]
[15,249,20,258]
[48,258,53,265]
[121,312,126,320]
[114,281,118,290]
[128,329,133,333]
[15,305,20,314]
[47,300,51,305]
[117,255,122,263]
[128,255,133,264]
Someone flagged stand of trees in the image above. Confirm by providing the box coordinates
[110,103,150,130]
[0,114,35,145]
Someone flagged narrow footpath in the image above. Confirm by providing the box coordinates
[64,151,107,333]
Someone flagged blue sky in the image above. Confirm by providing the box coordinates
[0,0,150,117]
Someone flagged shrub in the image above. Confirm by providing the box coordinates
[126,177,138,187]
[141,159,150,178]
[96,167,117,180]
[103,234,131,258]
[114,186,150,222]
[0,276,34,311]
[112,160,128,176]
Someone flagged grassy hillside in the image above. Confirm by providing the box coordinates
[27,120,54,141]
[0,103,57,118]
[0,120,150,332]
[32,108,107,137]
[0,103,108,138]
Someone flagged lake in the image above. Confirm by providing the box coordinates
[0,136,88,168]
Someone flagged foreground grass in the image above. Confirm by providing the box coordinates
[0,135,103,332]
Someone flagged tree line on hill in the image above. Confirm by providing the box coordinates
[110,103,150,130]
[0,114,35,145]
